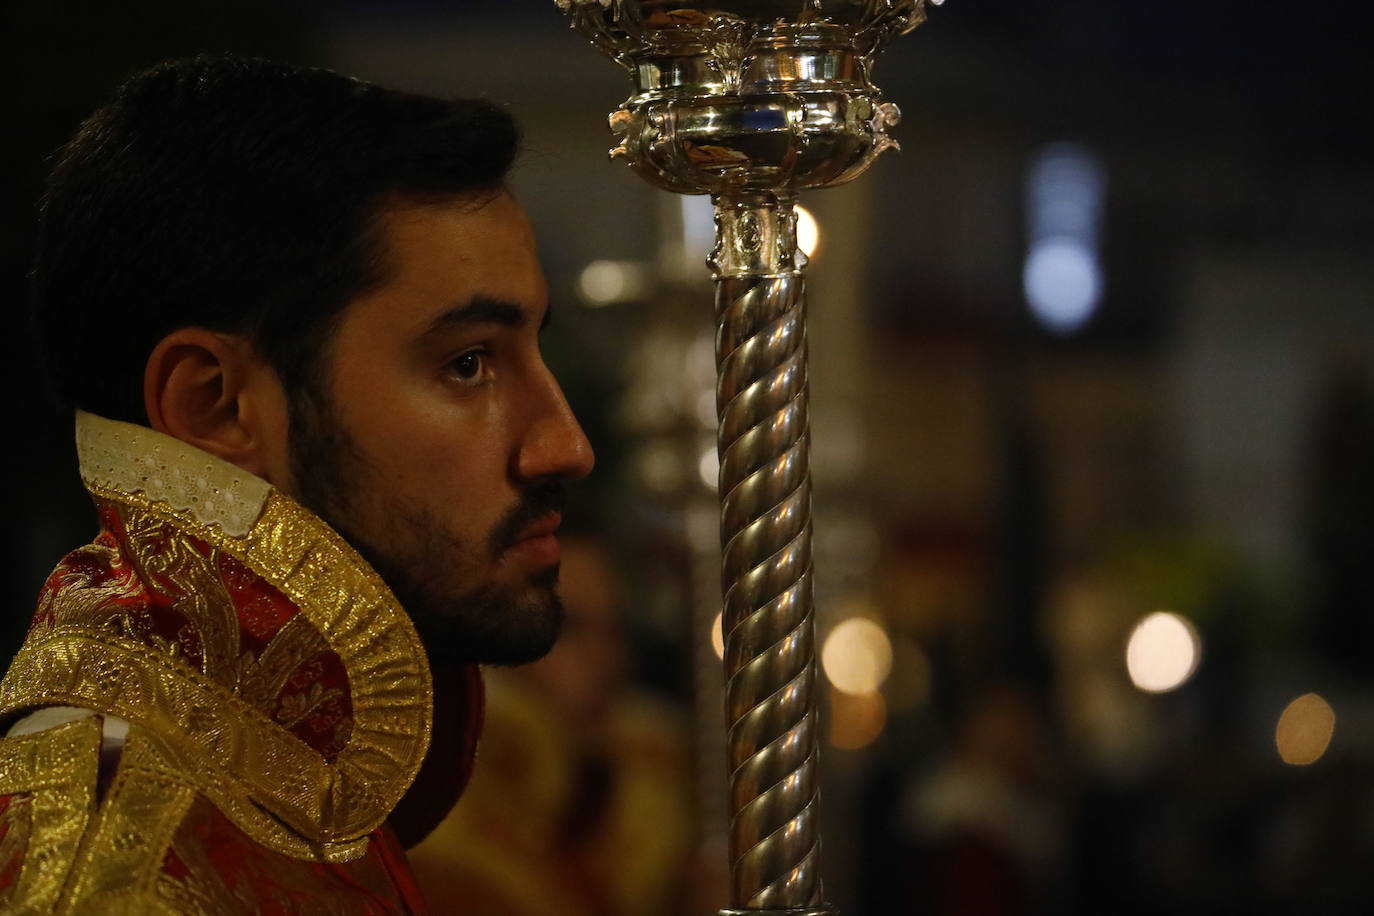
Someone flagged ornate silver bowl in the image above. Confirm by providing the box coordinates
[557,0,934,195]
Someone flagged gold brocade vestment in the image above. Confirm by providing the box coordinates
[0,413,478,914]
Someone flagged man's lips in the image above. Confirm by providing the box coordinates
[515,512,561,542]
[505,513,562,566]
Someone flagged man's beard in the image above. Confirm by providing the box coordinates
[285,387,566,666]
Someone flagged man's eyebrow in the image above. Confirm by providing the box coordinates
[422,297,530,337]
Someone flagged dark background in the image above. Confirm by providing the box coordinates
[3,2,1372,913]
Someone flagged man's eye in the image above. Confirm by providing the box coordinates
[447,348,489,385]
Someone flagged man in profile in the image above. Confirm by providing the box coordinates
[0,54,593,912]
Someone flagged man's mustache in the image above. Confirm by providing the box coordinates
[488,482,566,555]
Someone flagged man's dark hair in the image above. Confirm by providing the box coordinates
[31,54,519,423]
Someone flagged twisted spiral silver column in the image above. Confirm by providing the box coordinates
[712,194,822,911]
[552,3,943,912]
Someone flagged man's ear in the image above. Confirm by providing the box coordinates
[143,328,290,483]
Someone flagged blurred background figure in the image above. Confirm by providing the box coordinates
[408,533,698,916]
[901,684,1064,916]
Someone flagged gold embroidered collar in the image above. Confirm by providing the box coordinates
[0,412,433,861]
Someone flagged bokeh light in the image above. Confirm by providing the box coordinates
[698,447,719,491]
[711,611,725,661]
[1125,611,1201,693]
[1275,693,1336,766]
[822,617,894,696]
[1023,238,1102,333]
[795,204,820,260]
[576,259,648,306]
[828,687,886,751]
[1022,141,1106,334]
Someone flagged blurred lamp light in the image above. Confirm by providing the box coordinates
[829,687,886,751]
[1275,693,1335,766]
[698,447,719,491]
[1023,141,1106,335]
[711,611,725,661]
[1125,611,1200,693]
[1023,239,1102,333]
[822,617,893,696]
[577,259,648,306]
[795,205,820,261]
[1026,142,1106,239]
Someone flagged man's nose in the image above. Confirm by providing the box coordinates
[516,375,595,482]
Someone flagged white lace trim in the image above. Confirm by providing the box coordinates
[75,411,271,538]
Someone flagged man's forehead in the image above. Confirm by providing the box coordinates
[355,193,547,336]
[382,195,532,257]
